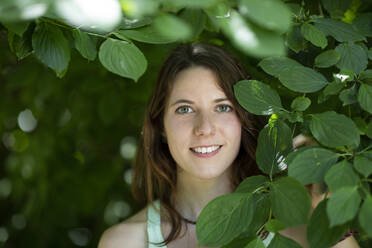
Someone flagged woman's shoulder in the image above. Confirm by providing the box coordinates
[98,207,148,248]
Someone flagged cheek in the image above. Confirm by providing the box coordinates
[217,114,242,139]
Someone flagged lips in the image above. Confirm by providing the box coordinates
[189,145,223,158]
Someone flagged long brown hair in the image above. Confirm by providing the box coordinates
[132,43,264,245]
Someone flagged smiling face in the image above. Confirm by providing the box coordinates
[163,66,242,180]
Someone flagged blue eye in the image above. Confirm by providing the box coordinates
[216,104,233,112]
[176,106,193,114]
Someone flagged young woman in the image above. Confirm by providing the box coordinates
[98,43,359,248]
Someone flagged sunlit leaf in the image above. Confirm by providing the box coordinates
[98,38,147,81]
[234,80,283,115]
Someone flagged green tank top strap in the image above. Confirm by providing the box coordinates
[147,200,168,248]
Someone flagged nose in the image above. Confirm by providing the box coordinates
[193,112,216,136]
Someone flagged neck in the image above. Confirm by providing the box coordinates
[172,168,234,222]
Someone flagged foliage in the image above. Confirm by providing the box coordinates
[0,0,372,247]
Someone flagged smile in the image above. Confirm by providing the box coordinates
[190,145,222,158]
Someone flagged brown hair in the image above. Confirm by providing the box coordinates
[132,43,264,245]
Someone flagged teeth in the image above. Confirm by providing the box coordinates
[192,146,220,154]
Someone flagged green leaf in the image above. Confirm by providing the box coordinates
[116,25,178,44]
[278,66,328,93]
[267,233,302,248]
[359,195,372,238]
[8,30,33,60]
[309,111,360,148]
[353,117,368,135]
[32,22,70,78]
[236,175,269,193]
[324,160,358,192]
[179,8,206,40]
[288,147,339,185]
[217,10,285,58]
[258,57,301,78]
[244,237,265,248]
[239,0,291,33]
[339,84,358,106]
[196,193,255,246]
[270,177,311,227]
[290,97,311,111]
[222,237,254,248]
[256,118,293,176]
[369,48,372,61]
[321,0,352,19]
[367,121,372,139]
[286,25,307,53]
[359,69,372,83]
[2,21,30,36]
[313,18,365,42]
[161,0,217,8]
[314,50,341,68]
[234,80,283,115]
[301,23,327,49]
[98,38,147,81]
[308,199,349,248]
[353,13,372,37]
[240,194,271,237]
[265,219,285,233]
[327,186,361,227]
[354,155,372,178]
[117,16,152,29]
[71,29,97,61]
[335,43,368,75]
[358,83,372,114]
[153,13,192,41]
[323,81,344,96]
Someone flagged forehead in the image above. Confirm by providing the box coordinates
[168,66,226,100]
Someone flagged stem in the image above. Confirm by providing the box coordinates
[356,144,372,155]
[362,179,372,183]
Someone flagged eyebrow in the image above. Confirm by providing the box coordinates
[170,98,229,106]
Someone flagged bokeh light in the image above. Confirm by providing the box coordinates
[17,109,37,133]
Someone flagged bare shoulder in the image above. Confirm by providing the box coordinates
[98,207,148,248]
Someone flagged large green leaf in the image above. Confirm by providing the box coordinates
[309,111,360,148]
[258,57,301,78]
[278,66,328,93]
[335,43,368,75]
[32,22,70,78]
[2,21,30,36]
[238,0,291,33]
[179,8,206,40]
[324,160,358,192]
[307,199,349,248]
[234,80,283,115]
[314,49,341,68]
[98,38,147,81]
[256,118,292,176]
[71,29,97,61]
[313,18,365,42]
[358,83,372,114]
[353,13,372,37]
[270,177,311,227]
[217,10,285,57]
[326,186,361,227]
[236,175,269,193]
[359,195,372,238]
[301,23,327,49]
[116,25,177,44]
[288,147,339,185]
[354,154,372,178]
[240,194,271,237]
[196,193,255,246]
[153,13,192,41]
[286,25,306,53]
[321,0,352,18]
[244,237,265,248]
[290,97,311,111]
[267,234,302,248]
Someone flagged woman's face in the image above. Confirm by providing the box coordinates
[163,66,242,180]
